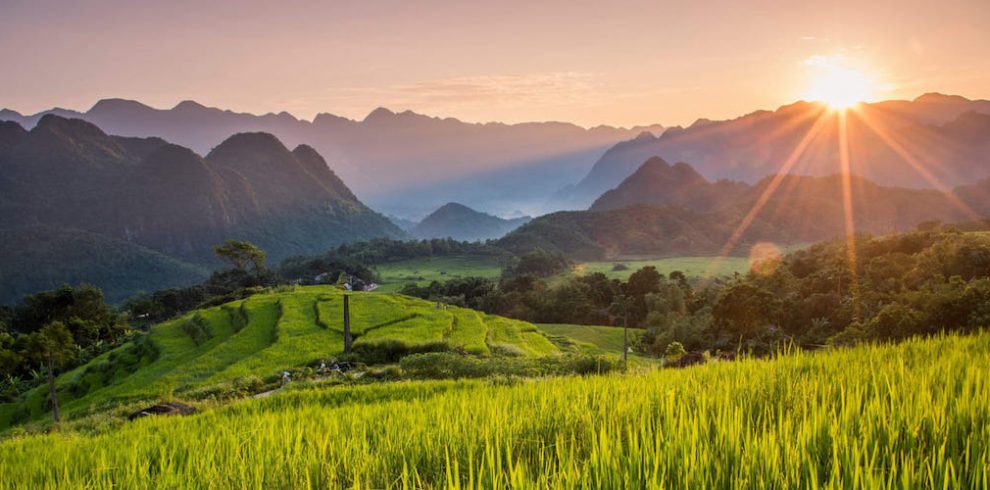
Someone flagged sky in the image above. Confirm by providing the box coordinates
[1,0,988,127]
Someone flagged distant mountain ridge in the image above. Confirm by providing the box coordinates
[551,94,990,209]
[411,203,531,241]
[503,159,988,260]
[590,156,749,212]
[0,99,663,217]
[0,115,403,302]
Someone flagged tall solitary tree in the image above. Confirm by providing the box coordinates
[214,240,267,283]
[24,321,77,423]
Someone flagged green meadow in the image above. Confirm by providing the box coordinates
[373,256,504,292]
[538,323,645,355]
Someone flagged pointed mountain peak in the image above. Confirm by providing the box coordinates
[210,132,289,156]
[173,100,208,111]
[0,108,25,119]
[630,157,705,184]
[639,156,672,169]
[427,202,483,217]
[413,202,528,241]
[291,143,323,161]
[363,107,396,122]
[633,131,658,141]
[292,144,359,202]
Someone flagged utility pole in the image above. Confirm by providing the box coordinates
[612,294,630,370]
[343,294,352,354]
[622,307,628,369]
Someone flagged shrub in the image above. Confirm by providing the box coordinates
[489,343,526,357]
[180,316,212,346]
[350,340,450,364]
[399,352,616,379]
[557,354,618,375]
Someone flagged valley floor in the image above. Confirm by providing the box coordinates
[1,332,986,488]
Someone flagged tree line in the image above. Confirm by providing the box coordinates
[400,226,990,357]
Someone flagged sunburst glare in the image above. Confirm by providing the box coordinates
[802,55,878,109]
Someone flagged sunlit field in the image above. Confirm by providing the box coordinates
[538,323,645,355]
[1,332,986,488]
[373,256,504,292]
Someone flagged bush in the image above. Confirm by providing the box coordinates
[489,343,526,357]
[365,366,403,381]
[399,352,616,379]
[557,354,618,375]
[349,340,451,365]
[180,316,212,346]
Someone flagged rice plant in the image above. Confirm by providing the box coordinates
[0,332,986,488]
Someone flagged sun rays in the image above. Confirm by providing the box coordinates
[837,110,860,318]
[703,94,981,300]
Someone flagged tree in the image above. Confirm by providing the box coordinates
[625,266,663,297]
[24,321,77,423]
[214,240,267,283]
[664,341,686,361]
[505,249,569,278]
[713,282,780,340]
[13,284,124,344]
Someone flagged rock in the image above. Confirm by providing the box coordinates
[127,401,196,421]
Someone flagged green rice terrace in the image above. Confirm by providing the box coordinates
[0,286,569,430]
[0,332,987,488]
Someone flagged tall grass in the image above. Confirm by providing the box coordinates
[486,315,559,357]
[3,333,985,488]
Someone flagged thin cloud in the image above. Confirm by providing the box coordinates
[278,72,602,121]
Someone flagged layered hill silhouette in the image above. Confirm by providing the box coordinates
[551,94,990,209]
[411,202,531,241]
[590,157,749,212]
[503,158,985,259]
[0,100,663,217]
[0,116,402,302]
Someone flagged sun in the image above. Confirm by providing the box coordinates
[802,55,877,110]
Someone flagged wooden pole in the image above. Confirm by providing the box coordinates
[343,294,352,354]
[622,311,628,369]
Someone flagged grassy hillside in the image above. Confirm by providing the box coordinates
[0,286,560,428]
[0,332,986,487]
[538,323,645,354]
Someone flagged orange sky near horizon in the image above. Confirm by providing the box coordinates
[1,0,988,127]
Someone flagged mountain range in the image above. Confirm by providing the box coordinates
[0,100,663,218]
[0,115,402,303]
[551,93,990,209]
[502,157,988,259]
[411,202,531,242]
